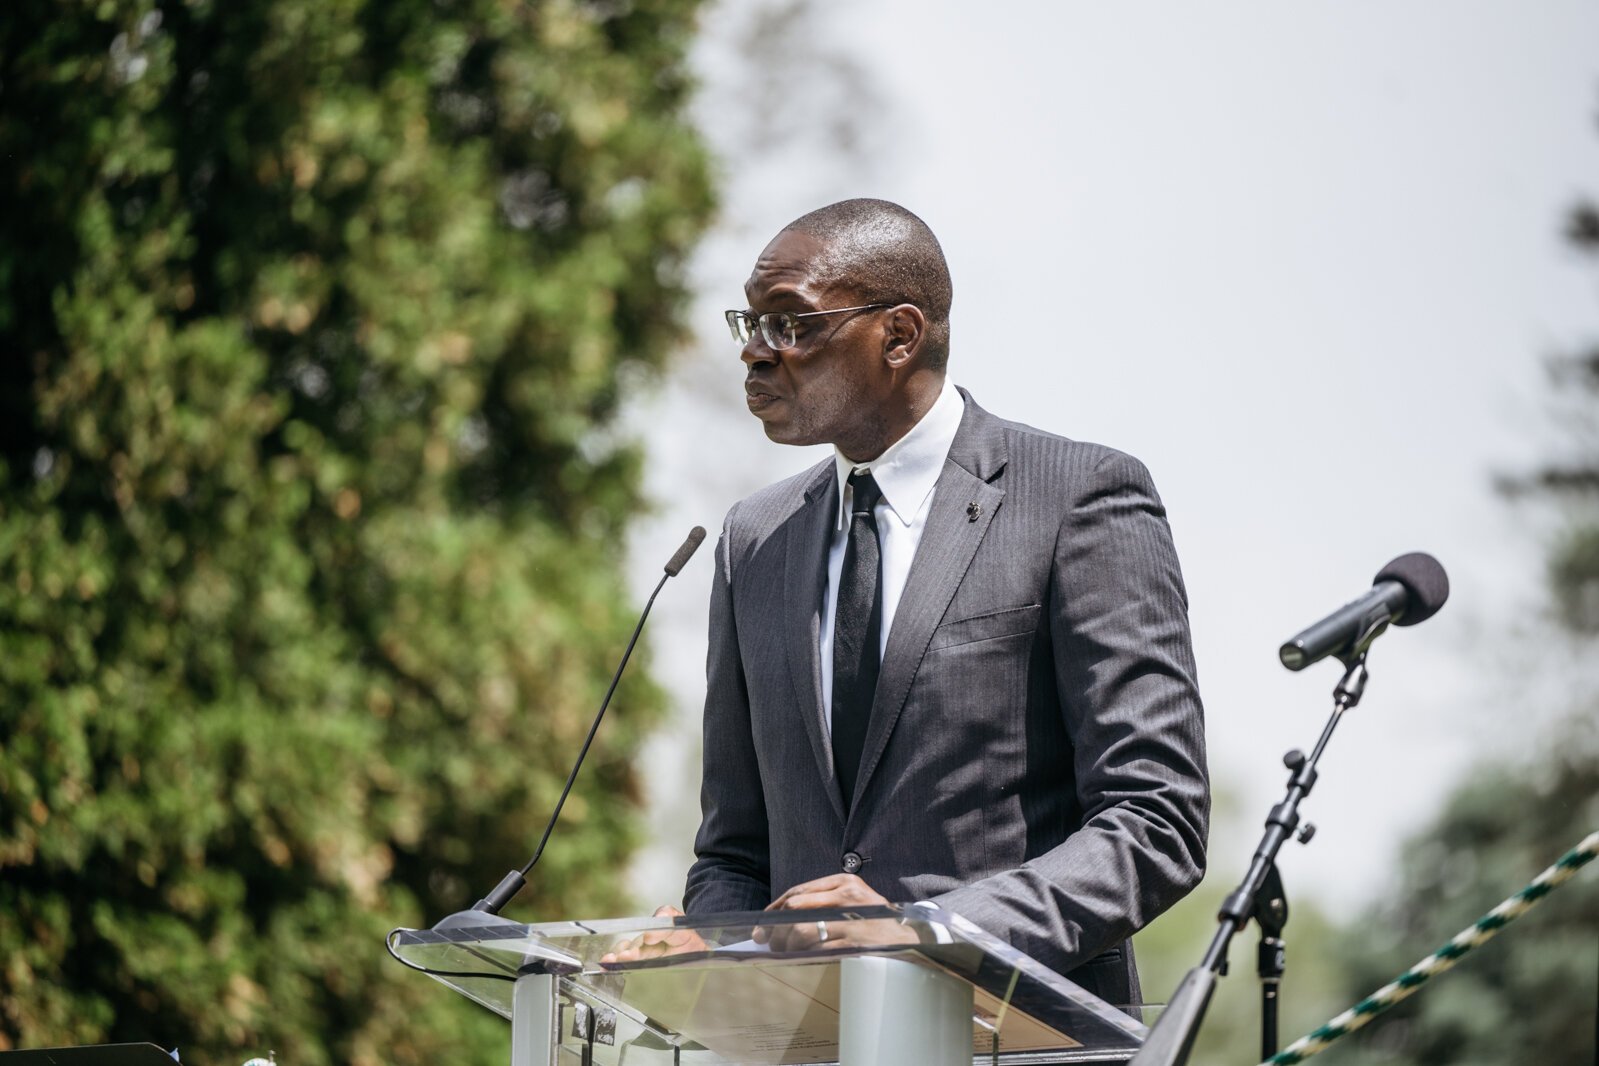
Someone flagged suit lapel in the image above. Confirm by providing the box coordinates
[849,395,1009,815]
[782,462,847,823]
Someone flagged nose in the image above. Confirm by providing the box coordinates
[740,335,777,367]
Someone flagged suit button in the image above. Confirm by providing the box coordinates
[841,852,863,875]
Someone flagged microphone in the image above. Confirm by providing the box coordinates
[1278,552,1449,671]
[665,525,706,577]
[431,525,708,930]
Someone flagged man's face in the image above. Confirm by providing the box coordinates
[740,229,890,458]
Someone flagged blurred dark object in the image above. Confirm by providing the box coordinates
[0,1044,176,1066]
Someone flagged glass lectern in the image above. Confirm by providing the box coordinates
[391,903,1148,1066]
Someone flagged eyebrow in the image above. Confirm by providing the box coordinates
[745,286,815,312]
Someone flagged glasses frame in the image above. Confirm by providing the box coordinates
[724,304,893,351]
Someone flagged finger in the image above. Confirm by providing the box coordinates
[775,890,847,911]
[767,875,849,910]
[765,916,835,953]
[662,928,702,950]
[781,879,889,911]
[600,941,638,964]
[604,904,686,962]
[602,936,679,965]
[778,884,883,911]
[637,928,679,947]
[765,922,811,953]
[766,875,842,910]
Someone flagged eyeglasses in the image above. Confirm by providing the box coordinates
[724,304,892,351]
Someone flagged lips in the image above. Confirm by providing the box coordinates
[745,379,783,410]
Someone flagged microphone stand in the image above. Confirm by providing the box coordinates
[1130,652,1370,1066]
[1252,861,1289,1060]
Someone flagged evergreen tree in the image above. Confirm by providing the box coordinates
[0,1,714,1062]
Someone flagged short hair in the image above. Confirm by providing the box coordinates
[783,199,954,369]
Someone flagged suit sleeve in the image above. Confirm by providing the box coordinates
[932,449,1209,970]
[683,511,773,913]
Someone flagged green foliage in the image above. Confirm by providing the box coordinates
[0,0,714,1062]
[1500,183,1599,630]
[1500,337,1599,633]
[1550,521,1599,632]
[1316,727,1599,1066]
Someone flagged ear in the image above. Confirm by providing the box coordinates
[881,304,927,369]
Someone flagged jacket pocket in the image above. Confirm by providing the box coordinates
[927,603,1042,652]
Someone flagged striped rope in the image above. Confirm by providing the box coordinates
[1259,829,1599,1066]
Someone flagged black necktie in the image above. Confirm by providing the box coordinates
[832,469,883,812]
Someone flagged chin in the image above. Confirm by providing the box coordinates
[761,424,825,448]
[761,425,798,446]
[753,414,800,446]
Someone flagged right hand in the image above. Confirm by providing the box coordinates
[599,906,708,966]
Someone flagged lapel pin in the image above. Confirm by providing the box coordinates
[967,502,982,522]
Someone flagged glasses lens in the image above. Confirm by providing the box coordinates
[759,312,797,350]
[725,310,753,343]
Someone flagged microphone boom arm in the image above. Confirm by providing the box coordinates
[1131,654,1369,1066]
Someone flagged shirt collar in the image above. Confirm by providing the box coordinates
[833,377,965,531]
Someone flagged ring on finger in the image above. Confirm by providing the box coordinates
[817,920,829,943]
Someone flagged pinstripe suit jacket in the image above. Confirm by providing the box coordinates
[684,390,1208,1003]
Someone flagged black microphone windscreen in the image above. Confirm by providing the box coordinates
[1374,552,1449,626]
[664,526,707,577]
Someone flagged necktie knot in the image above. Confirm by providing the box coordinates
[847,470,882,517]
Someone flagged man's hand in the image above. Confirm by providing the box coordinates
[754,874,919,952]
[599,906,708,966]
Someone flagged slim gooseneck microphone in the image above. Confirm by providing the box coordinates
[431,525,708,930]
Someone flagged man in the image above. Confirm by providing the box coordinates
[631,199,1207,1005]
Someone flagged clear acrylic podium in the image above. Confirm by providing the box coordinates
[391,903,1149,1066]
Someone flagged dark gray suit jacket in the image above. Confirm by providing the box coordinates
[684,391,1208,1004]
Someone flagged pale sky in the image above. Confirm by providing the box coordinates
[623,1,1599,919]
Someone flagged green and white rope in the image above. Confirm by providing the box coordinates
[1259,829,1599,1066]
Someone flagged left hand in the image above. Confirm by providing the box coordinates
[754,874,919,952]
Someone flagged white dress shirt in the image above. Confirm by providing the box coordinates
[819,377,965,727]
